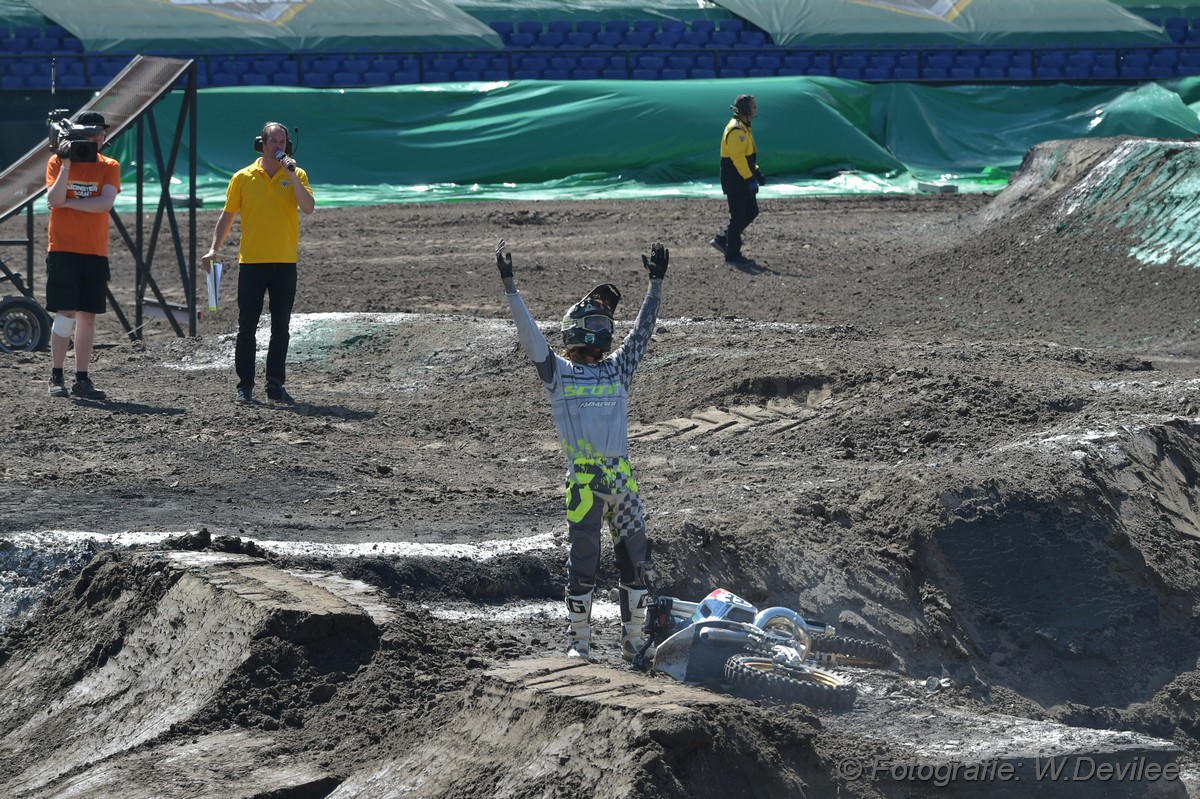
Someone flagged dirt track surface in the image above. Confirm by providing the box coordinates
[3,136,1200,797]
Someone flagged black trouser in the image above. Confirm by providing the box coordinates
[723,192,759,259]
[235,263,297,391]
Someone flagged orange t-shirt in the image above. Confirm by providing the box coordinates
[46,154,121,257]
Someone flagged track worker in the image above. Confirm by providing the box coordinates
[202,121,314,405]
[496,239,668,661]
[710,94,766,269]
[45,110,120,400]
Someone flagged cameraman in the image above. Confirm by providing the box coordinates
[45,111,120,400]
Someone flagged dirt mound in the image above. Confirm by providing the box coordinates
[3,136,1200,797]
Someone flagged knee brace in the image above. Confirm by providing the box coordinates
[52,313,75,338]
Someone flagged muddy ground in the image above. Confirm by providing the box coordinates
[2,136,1200,797]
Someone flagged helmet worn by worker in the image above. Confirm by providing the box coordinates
[561,283,621,352]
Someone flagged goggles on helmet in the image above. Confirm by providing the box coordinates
[567,314,614,333]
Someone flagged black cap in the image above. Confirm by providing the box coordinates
[76,111,109,128]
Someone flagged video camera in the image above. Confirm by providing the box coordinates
[47,109,101,163]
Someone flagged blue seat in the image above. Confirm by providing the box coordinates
[546,20,572,34]
[662,20,686,34]
[566,31,594,48]
[508,32,535,48]
[691,67,716,78]
[983,51,1010,68]
[0,74,22,88]
[242,74,269,86]
[661,68,686,79]
[722,55,752,71]
[534,31,565,48]
[977,67,1005,80]
[924,53,953,70]
[212,73,240,87]
[372,58,400,73]
[577,20,602,34]
[516,54,548,71]
[893,67,919,80]
[710,30,737,48]
[622,31,652,47]
[653,30,683,48]
[667,54,696,70]
[517,20,542,34]
[1165,17,1188,44]
[573,68,600,79]
[681,30,709,47]
[602,67,626,79]
[691,19,716,34]
[783,54,811,70]
[633,19,658,34]
[604,20,630,34]
[423,71,451,83]
[594,31,622,47]
[718,19,744,33]
[1037,50,1067,69]
[864,67,890,81]
[489,21,514,37]
[550,56,576,71]
[1007,66,1033,80]
[579,55,605,71]
[363,70,390,84]
[635,55,665,70]
[341,58,369,74]
[838,54,868,70]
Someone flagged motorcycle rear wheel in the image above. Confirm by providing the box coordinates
[724,654,856,711]
[809,635,895,668]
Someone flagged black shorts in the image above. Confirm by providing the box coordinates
[45,251,109,314]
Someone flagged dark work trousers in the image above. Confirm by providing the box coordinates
[235,262,297,391]
[723,192,760,259]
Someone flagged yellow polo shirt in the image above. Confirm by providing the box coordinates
[223,158,312,263]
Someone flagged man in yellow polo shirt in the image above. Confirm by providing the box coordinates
[202,122,315,405]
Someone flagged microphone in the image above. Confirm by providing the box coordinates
[275,150,295,172]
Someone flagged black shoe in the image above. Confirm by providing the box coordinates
[265,383,294,405]
[70,377,106,400]
[48,375,68,398]
[726,254,757,268]
[709,235,727,254]
[235,387,253,405]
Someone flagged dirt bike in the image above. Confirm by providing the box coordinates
[630,565,895,712]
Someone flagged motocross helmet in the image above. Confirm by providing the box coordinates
[562,283,621,352]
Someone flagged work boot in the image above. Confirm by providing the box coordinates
[619,585,650,662]
[48,374,68,398]
[565,591,593,660]
[266,382,295,405]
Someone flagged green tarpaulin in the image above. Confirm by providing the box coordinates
[23,0,503,53]
[90,76,1199,209]
[719,0,1168,46]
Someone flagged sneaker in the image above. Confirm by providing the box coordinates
[265,383,295,405]
[235,387,253,405]
[565,640,591,660]
[70,377,106,400]
[48,375,68,398]
[709,235,727,254]
[725,254,758,269]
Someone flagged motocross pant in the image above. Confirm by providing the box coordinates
[564,457,649,597]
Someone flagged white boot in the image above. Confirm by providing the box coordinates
[619,585,650,662]
[565,591,593,660]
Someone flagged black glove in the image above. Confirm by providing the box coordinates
[495,239,513,279]
[642,242,668,280]
[755,170,767,186]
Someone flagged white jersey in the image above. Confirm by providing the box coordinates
[506,280,662,473]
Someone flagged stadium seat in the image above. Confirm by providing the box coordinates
[517,20,542,35]
[594,31,622,47]
[691,67,716,78]
[653,30,683,48]
[633,19,658,34]
[0,75,22,89]
[1165,17,1188,44]
[573,68,600,79]
[718,19,744,33]
[710,31,737,48]
[579,55,605,71]
[550,55,576,72]
[739,31,767,47]
[242,74,269,86]
[662,20,686,34]
[341,58,370,74]
[1008,66,1033,80]
[691,20,716,34]
[661,68,686,79]
[601,67,626,79]
[634,55,665,70]
[508,32,535,48]
[893,67,919,80]
[566,31,594,48]
[681,30,709,47]
[864,67,890,81]
[534,31,566,48]
[576,20,602,34]
[546,20,572,34]
[604,20,630,34]
[630,68,659,80]
[489,21,514,38]
[622,31,652,47]
[783,54,812,71]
